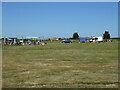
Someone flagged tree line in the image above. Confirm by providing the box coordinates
[72,31,110,39]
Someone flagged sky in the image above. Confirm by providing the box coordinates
[2,2,118,38]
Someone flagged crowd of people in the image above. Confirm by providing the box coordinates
[3,38,47,45]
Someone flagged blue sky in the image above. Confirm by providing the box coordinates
[2,2,118,38]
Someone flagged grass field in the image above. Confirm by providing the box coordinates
[2,41,118,88]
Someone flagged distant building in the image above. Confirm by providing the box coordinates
[50,38,59,41]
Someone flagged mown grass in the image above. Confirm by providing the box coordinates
[2,42,118,88]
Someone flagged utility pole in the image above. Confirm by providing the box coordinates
[4,38,6,45]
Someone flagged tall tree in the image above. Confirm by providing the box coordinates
[73,32,79,39]
[103,31,110,39]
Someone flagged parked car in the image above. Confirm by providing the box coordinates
[61,40,72,43]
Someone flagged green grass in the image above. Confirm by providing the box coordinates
[2,42,118,88]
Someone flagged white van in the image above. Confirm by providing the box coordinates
[89,37,103,42]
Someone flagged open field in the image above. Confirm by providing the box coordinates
[2,42,118,88]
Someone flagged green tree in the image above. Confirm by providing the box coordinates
[73,32,79,39]
[103,31,110,39]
